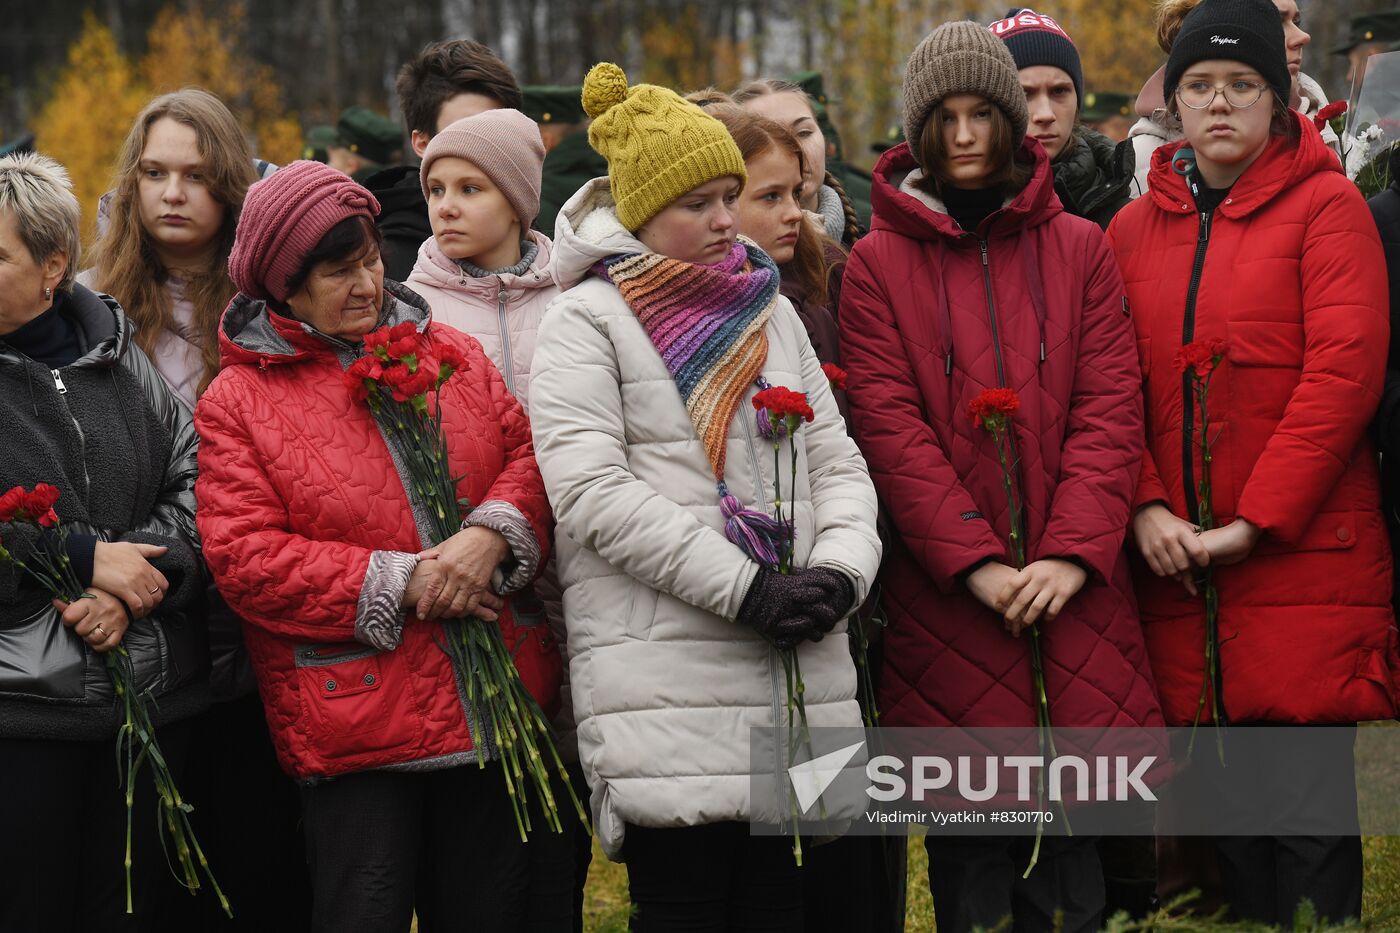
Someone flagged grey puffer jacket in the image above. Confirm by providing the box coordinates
[0,285,208,740]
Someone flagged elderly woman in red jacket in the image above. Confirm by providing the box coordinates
[839,22,1163,933]
[194,161,560,933]
[1108,0,1398,925]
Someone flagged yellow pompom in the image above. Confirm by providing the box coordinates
[582,62,629,119]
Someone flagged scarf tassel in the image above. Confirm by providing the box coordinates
[719,487,788,568]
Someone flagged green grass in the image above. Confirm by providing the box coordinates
[578,835,1400,932]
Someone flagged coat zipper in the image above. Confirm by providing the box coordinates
[51,368,90,500]
[978,239,1024,488]
[496,286,516,395]
[1180,208,1214,525]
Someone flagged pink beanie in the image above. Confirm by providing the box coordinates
[228,160,381,303]
[419,109,545,231]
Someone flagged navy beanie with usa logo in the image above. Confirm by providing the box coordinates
[989,8,1084,106]
[1164,0,1290,106]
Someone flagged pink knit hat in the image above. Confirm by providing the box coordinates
[228,160,381,303]
[419,109,545,232]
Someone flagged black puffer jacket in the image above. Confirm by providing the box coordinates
[1371,146,1400,600]
[365,164,432,282]
[0,285,208,739]
[1052,127,1136,229]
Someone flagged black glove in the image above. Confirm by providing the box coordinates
[803,568,856,640]
[736,566,832,650]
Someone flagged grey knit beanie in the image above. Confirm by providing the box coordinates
[902,21,1030,161]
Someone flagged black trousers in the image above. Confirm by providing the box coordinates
[800,833,907,933]
[565,761,594,933]
[623,822,803,932]
[924,834,1105,933]
[300,762,574,933]
[155,694,310,931]
[0,725,192,933]
[1180,725,1363,927]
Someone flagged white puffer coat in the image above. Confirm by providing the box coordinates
[530,180,882,859]
[405,229,558,411]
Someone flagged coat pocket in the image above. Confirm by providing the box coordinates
[293,643,404,757]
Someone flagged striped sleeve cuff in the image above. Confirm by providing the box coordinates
[464,500,542,595]
[355,550,419,650]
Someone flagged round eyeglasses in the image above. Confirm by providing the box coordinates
[1175,79,1267,110]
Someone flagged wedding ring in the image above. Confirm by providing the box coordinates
[93,624,107,638]
[148,587,160,595]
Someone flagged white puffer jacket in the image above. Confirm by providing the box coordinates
[530,180,882,860]
[405,229,559,410]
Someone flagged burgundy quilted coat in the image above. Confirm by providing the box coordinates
[840,140,1164,733]
[195,283,558,780]
[1108,113,1400,725]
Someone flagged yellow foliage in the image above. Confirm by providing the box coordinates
[139,4,302,165]
[30,4,303,241]
[1043,0,1163,95]
[32,14,149,241]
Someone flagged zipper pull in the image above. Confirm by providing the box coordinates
[1199,211,1212,241]
[51,369,67,394]
[979,240,989,266]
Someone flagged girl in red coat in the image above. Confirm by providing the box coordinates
[1108,0,1398,924]
[839,21,1162,933]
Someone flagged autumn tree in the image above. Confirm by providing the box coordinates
[139,5,301,166]
[32,14,148,238]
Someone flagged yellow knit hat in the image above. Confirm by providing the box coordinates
[582,62,747,232]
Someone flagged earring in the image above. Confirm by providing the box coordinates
[44,286,52,301]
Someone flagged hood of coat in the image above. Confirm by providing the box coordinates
[1145,110,1340,218]
[409,228,557,301]
[868,137,1062,243]
[0,283,129,369]
[1054,127,1135,214]
[217,279,431,369]
[550,177,649,290]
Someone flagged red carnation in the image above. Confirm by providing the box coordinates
[437,342,469,384]
[968,387,1020,426]
[344,356,385,400]
[1314,100,1347,131]
[363,326,393,356]
[389,322,418,341]
[0,486,24,523]
[753,387,814,423]
[383,364,435,403]
[821,363,848,391]
[25,484,60,527]
[1173,339,1228,376]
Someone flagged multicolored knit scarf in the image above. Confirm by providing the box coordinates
[597,239,788,565]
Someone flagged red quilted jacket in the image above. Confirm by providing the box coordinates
[195,284,558,780]
[1108,112,1399,725]
[840,140,1164,733]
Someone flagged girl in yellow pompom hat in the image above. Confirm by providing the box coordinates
[530,62,882,918]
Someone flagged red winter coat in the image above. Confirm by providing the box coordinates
[1108,112,1399,725]
[195,283,558,780]
[840,140,1164,734]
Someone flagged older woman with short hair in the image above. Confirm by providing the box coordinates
[0,153,206,931]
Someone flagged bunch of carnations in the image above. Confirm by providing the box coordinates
[345,322,586,841]
[968,387,1067,876]
[1173,338,1230,763]
[0,484,228,916]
